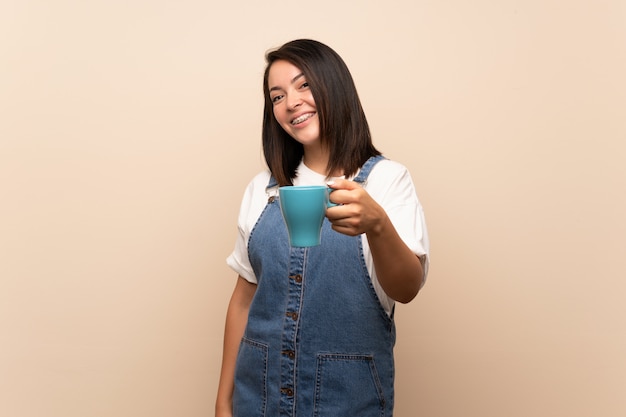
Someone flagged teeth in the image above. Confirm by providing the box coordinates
[292,113,313,125]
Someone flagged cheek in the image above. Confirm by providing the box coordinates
[272,106,281,121]
[305,91,316,107]
[273,107,288,126]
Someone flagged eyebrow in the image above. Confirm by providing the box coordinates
[269,72,305,92]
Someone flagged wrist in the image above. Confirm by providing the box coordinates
[366,212,391,239]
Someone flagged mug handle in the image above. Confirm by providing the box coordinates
[326,187,338,208]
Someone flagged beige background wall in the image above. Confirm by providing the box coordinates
[1,1,625,416]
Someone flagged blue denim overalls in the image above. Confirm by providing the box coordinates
[233,155,395,417]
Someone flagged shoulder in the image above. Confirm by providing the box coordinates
[236,170,272,220]
[366,158,417,202]
[241,170,272,199]
[248,169,272,189]
[371,158,411,179]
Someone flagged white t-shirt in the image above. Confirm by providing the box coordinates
[226,159,430,315]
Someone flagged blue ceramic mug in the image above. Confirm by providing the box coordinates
[279,185,334,247]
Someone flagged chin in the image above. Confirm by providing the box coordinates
[293,136,321,147]
[292,129,321,145]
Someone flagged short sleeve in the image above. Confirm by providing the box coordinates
[225,170,272,284]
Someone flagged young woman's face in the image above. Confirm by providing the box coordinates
[267,60,320,147]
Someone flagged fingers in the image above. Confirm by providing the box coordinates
[325,182,385,236]
[326,179,364,206]
[330,223,362,237]
[327,206,371,236]
[326,178,360,191]
[325,204,361,235]
[325,187,370,236]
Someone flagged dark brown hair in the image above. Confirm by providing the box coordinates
[262,39,381,186]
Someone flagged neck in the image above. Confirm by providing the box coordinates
[302,144,344,177]
[302,144,329,175]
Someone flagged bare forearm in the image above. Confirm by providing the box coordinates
[366,216,423,303]
[215,313,244,414]
[215,276,256,416]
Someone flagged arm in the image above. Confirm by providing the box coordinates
[215,275,257,417]
[326,179,424,303]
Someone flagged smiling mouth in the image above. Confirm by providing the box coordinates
[291,113,314,125]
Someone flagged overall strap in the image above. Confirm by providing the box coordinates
[266,175,278,191]
[353,154,386,184]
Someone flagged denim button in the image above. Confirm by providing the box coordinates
[282,350,295,359]
[280,387,294,397]
[289,274,302,283]
[286,311,298,320]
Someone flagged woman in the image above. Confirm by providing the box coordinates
[216,39,429,417]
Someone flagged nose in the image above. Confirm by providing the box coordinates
[286,92,303,110]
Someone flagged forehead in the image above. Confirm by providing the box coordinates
[267,60,305,87]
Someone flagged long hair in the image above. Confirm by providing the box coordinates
[262,39,381,186]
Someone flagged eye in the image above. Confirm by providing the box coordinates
[271,94,284,103]
[300,81,309,89]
